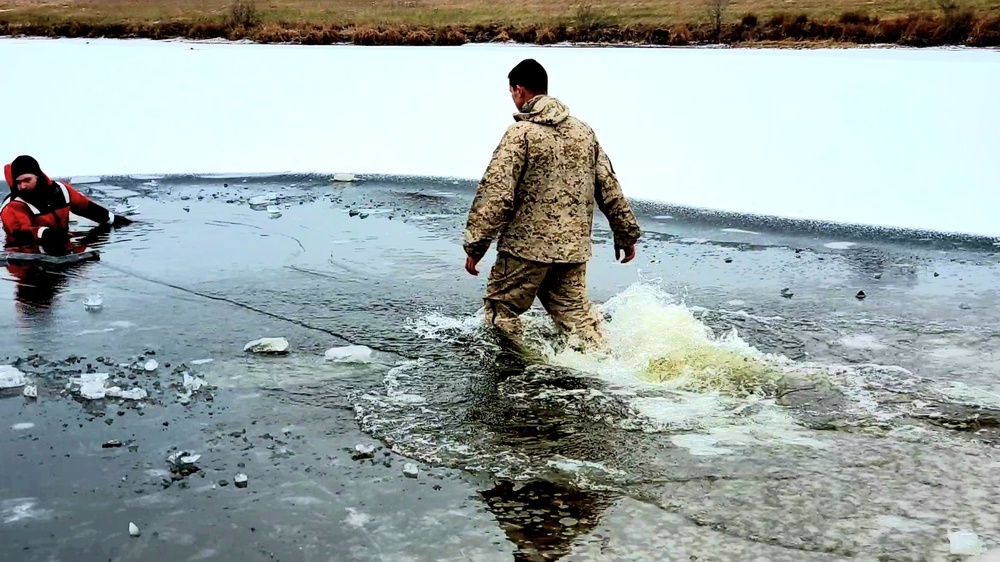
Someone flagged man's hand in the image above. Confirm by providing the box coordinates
[465,255,481,276]
[615,244,636,264]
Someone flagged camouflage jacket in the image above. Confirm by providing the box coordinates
[463,95,641,264]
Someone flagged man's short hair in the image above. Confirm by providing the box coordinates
[508,59,548,94]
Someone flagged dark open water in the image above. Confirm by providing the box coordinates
[2,174,999,562]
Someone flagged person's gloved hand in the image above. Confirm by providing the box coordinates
[39,228,70,255]
[76,223,112,246]
[111,214,133,228]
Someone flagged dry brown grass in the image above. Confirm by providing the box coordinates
[1,0,999,45]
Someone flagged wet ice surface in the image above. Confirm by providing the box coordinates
[1,174,999,561]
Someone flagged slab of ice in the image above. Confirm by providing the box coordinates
[324,345,373,363]
[69,176,101,184]
[11,423,34,431]
[0,366,26,389]
[331,173,355,182]
[950,530,983,556]
[974,549,1000,561]
[244,337,289,354]
[824,241,857,250]
[190,358,214,365]
[402,463,419,478]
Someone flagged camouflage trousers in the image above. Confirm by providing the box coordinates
[482,252,604,352]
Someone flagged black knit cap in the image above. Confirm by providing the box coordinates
[10,155,44,181]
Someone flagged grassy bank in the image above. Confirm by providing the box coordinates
[1,0,999,47]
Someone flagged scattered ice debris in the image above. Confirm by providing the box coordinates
[244,337,290,355]
[950,530,983,556]
[22,383,37,399]
[331,173,355,182]
[0,366,26,389]
[129,522,140,537]
[11,423,34,431]
[234,473,248,489]
[352,444,376,460]
[402,463,419,478]
[71,373,110,400]
[324,345,373,363]
[84,294,103,312]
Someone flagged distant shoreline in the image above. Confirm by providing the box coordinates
[2,0,999,48]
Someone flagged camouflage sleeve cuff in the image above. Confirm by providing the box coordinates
[613,228,641,248]
[464,240,491,260]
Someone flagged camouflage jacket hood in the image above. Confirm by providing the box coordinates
[513,95,571,127]
[463,95,641,264]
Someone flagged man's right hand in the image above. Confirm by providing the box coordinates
[39,228,70,255]
[615,245,635,264]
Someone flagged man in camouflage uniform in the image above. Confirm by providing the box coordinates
[463,58,641,353]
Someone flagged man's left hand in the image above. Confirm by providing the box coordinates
[465,255,480,276]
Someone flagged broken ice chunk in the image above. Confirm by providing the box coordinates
[72,373,110,400]
[248,193,277,206]
[324,345,373,363]
[0,365,26,389]
[129,522,140,537]
[402,463,419,478]
[949,530,983,555]
[183,373,206,392]
[331,173,355,182]
[234,473,248,488]
[351,444,376,460]
[244,337,289,355]
[143,359,158,372]
[166,451,202,476]
[106,387,148,401]
[84,294,103,312]
[266,205,282,218]
[23,383,37,399]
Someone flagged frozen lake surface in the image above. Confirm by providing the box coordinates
[2,38,998,236]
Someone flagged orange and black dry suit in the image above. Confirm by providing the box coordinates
[1,160,122,254]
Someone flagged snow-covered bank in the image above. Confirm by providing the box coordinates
[2,38,997,236]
